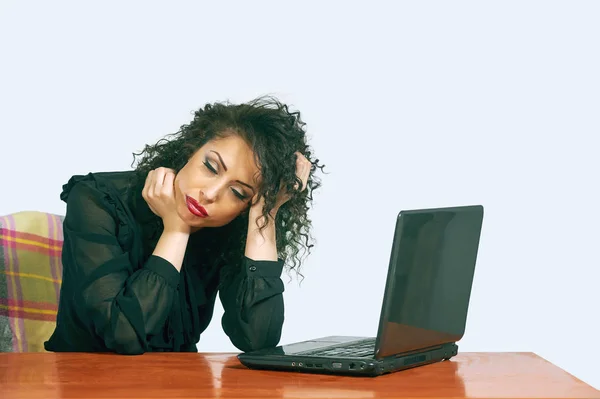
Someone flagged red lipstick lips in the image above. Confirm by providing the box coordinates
[185,195,208,218]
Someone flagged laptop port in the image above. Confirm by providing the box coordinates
[349,362,356,370]
[306,363,313,367]
[315,364,323,368]
[332,362,342,369]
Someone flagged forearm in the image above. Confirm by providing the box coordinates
[245,211,278,261]
[152,229,190,272]
[220,256,285,351]
[217,211,284,352]
[73,250,181,354]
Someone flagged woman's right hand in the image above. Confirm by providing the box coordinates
[142,167,190,234]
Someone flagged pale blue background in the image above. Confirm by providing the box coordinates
[1,0,598,389]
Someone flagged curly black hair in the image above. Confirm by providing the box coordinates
[130,96,325,281]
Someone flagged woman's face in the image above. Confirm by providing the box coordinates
[173,134,261,229]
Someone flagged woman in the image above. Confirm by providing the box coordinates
[44,97,323,354]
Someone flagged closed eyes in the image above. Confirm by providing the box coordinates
[203,160,248,201]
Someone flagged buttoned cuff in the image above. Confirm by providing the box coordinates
[243,256,284,277]
[145,255,180,289]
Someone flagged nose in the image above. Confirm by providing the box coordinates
[200,184,220,203]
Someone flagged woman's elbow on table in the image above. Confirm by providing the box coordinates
[105,331,146,355]
[81,301,148,355]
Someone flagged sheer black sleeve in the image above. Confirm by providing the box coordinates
[61,180,179,354]
[219,257,285,352]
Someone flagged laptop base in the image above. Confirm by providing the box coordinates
[238,341,458,377]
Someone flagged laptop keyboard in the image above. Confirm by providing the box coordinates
[296,339,376,358]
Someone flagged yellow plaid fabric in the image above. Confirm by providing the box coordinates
[0,211,64,352]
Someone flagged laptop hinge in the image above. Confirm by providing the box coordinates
[393,344,444,358]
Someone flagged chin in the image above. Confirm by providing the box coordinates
[176,205,196,224]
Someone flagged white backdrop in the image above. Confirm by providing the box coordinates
[1,0,598,389]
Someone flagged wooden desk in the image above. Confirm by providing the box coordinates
[0,352,597,399]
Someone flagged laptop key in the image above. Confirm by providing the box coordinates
[297,339,376,358]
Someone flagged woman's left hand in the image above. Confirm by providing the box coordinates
[250,151,311,219]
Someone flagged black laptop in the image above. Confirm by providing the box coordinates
[238,205,484,377]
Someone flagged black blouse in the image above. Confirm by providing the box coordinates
[45,171,285,354]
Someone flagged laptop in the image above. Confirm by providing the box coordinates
[238,205,484,377]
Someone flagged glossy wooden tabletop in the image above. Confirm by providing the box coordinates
[0,352,598,399]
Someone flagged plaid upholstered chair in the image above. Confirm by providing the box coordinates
[0,211,64,352]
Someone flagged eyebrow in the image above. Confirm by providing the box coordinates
[210,150,256,192]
